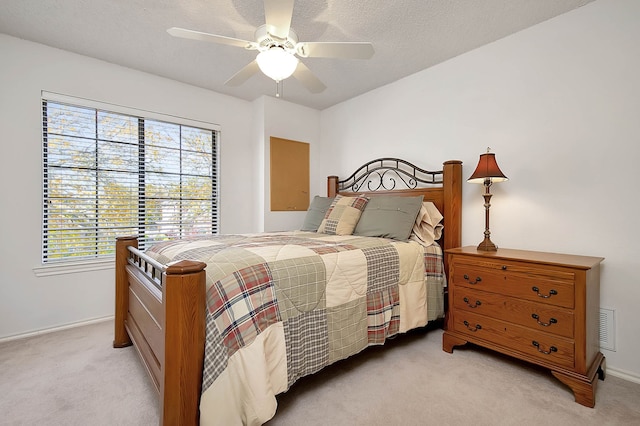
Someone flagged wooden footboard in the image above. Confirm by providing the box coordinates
[114,236,207,425]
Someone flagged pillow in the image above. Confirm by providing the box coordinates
[409,202,444,246]
[317,195,369,235]
[353,195,424,241]
[301,196,335,231]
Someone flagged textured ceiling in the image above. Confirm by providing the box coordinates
[0,0,594,110]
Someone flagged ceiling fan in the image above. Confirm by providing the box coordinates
[167,0,374,94]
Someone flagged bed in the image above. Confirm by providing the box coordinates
[113,158,462,425]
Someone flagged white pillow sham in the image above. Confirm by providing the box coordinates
[409,202,444,246]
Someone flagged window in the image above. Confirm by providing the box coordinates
[41,94,219,264]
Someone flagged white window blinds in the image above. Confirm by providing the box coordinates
[42,96,219,263]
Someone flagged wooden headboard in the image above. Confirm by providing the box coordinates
[327,158,462,253]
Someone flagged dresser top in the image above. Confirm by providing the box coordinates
[446,246,604,270]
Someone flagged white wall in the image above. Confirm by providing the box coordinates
[320,0,640,380]
[258,95,322,232]
[0,35,256,338]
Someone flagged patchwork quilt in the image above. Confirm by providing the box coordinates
[146,231,445,425]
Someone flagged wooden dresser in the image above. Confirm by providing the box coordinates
[443,247,605,407]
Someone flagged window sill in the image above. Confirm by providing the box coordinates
[33,257,115,277]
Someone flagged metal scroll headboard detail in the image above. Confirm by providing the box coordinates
[338,158,442,192]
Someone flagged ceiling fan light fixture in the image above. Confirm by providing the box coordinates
[256,47,299,82]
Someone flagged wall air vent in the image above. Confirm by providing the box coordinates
[599,308,616,351]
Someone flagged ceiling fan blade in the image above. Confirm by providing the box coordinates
[264,0,295,39]
[296,42,375,59]
[167,27,254,49]
[292,62,326,94]
[224,60,260,86]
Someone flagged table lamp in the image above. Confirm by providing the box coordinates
[468,148,508,251]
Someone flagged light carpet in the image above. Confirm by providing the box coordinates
[1,320,639,425]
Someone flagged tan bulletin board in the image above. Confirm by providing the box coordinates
[270,137,309,211]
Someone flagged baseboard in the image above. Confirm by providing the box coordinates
[606,366,640,385]
[0,315,114,344]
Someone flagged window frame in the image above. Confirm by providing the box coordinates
[36,91,220,275]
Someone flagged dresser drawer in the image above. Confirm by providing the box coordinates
[451,287,575,338]
[451,258,575,309]
[450,310,575,369]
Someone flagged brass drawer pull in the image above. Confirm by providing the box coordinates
[463,320,482,332]
[463,274,482,285]
[532,340,558,355]
[463,297,482,308]
[531,286,558,298]
[531,313,557,327]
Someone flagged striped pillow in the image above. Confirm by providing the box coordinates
[317,195,369,235]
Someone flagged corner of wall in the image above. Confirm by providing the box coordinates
[252,97,267,231]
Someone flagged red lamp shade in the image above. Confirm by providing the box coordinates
[468,152,508,183]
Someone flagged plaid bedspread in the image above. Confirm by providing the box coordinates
[146,231,445,425]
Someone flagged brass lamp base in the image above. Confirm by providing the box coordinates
[476,237,498,252]
[477,182,498,252]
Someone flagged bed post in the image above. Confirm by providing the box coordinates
[161,260,207,426]
[442,160,462,252]
[114,236,137,348]
[327,175,339,197]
